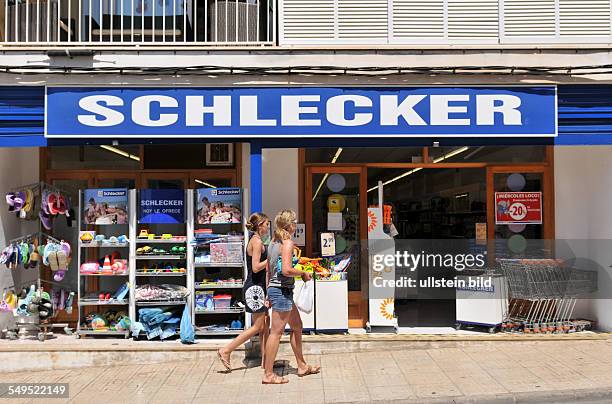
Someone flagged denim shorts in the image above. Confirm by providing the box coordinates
[267,286,294,312]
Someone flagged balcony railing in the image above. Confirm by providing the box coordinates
[0,0,274,45]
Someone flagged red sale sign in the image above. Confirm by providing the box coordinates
[495,192,542,224]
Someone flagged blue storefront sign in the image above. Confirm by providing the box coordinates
[139,189,185,224]
[45,86,557,138]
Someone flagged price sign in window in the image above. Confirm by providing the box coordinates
[320,232,336,257]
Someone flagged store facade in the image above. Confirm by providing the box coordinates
[1,82,611,332]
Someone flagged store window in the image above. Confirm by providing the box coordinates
[428,146,546,163]
[367,167,486,239]
[144,144,235,169]
[48,146,141,170]
[306,146,546,164]
[306,147,425,164]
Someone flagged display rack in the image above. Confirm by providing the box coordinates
[77,189,131,338]
[2,182,74,341]
[130,189,190,340]
[192,188,248,337]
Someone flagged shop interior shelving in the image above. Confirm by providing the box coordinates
[192,190,248,337]
[77,190,131,338]
[130,189,191,340]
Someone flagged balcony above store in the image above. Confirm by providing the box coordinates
[1,0,612,49]
[0,0,274,47]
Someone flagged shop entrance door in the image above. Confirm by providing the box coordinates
[306,167,367,328]
[487,166,554,249]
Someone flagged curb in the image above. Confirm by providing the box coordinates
[350,387,612,403]
[0,332,609,353]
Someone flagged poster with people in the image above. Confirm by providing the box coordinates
[196,188,242,224]
[83,188,129,225]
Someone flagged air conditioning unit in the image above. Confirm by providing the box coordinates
[207,0,259,42]
[206,144,234,166]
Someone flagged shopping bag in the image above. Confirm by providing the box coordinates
[295,280,314,314]
[179,304,195,344]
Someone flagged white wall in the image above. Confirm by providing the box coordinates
[555,146,612,331]
[240,145,300,230]
[0,148,40,326]
[262,148,300,220]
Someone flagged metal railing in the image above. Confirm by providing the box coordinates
[1,0,275,46]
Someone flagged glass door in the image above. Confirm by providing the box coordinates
[306,167,366,327]
[487,166,553,259]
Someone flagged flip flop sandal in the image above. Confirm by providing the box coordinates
[56,194,67,215]
[47,192,59,215]
[54,270,66,282]
[13,192,26,212]
[22,189,34,213]
[297,365,321,377]
[39,210,52,230]
[0,247,10,265]
[6,192,16,211]
[217,350,231,371]
[261,376,289,385]
[65,292,74,314]
[20,243,29,266]
[60,241,71,258]
[48,251,59,272]
[57,249,68,271]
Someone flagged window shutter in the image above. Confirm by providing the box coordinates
[338,0,388,40]
[559,0,610,36]
[503,0,556,37]
[281,0,335,42]
[447,0,498,39]
[391,0,445,39]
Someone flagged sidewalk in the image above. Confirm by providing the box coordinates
[3,339,612,403]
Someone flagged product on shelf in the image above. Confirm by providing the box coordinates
[213,294,232,310]
[135,284,189,302]
[195,291,214,311]
[82,310,130,332]
[136,245,186,256]
[210,242,243,264]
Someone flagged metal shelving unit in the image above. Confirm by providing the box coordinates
[195,283,243,289]
[195,307,245,314]
[130,189,191,340]
[135,238,187,244]
[135,299,187,306]
[77,189,131,339]
[195,328,244,336]
[135,255,185,260]
[192,188,248,338]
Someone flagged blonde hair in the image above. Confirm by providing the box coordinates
[273,209,297,241]
[246,212,269,233]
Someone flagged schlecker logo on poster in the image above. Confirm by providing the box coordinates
[45,87,557,138]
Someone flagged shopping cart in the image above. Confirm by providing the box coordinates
[499,259,597,334]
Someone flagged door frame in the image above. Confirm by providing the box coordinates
[305,165,368,327]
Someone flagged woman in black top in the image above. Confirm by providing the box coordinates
[218,212,270,372]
